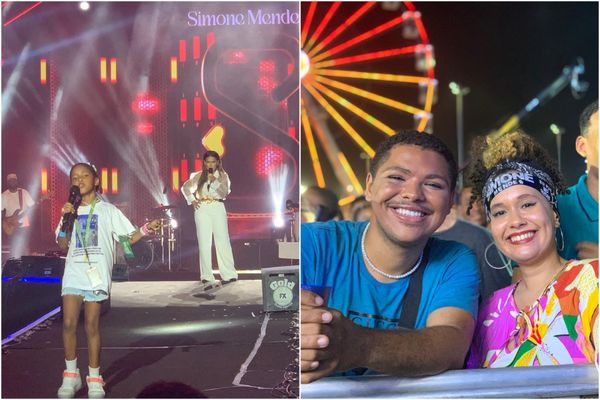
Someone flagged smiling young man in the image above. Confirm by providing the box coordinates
[301,130,480,384]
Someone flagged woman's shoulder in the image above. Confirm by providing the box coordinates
[564,258,598,278]
[555,259,599,295]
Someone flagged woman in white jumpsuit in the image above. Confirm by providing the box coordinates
[181,151,237,290]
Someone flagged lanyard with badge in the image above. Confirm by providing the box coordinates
[74,199,103,288]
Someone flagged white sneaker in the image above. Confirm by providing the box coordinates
[57,369,82,398]
[86,375,105,398]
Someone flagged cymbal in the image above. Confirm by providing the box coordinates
[153,204,177,211]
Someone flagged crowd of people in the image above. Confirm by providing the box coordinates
[300,100,598,383]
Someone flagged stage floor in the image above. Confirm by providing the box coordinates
[2,280,299,398]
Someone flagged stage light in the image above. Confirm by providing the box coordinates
[194,153,202,172]
[101,168,108,193]
[193,36,200,60]
[171,167,180,192]
[111,168,118,194]
[132,93,160,114]
[100,57,107,83]
[133,319,246,335]
[41,168,48,194]
[300,51,310,79]
[226,50,247,64]
[269,164,289,230]
[273,214,285,228]
[170,56,177,83]
[194,96,201,122]
[79,2,90,11]
[179,40,186,62]
[259,59,275,73]
[180,98,188,122]
[40,58,47,85]
[110,58,117,84]
[181,158,189,182]
[136,122,154,135]
[208,103,216,120]
[170,219,178,229]
[255,145,284,177]
[257,76,277,95]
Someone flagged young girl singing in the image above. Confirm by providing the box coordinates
[56,163,160,398]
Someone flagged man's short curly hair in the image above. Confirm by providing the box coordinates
[579,100,598,137]
[370,130,458,191]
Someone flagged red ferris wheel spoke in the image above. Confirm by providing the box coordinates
[304,2,341,53]
[314,46,419,69]
[301,2,318,48]
[308,2,375,59]
[312,14,409,63]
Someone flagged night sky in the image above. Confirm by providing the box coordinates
[301,1,598,193]
[418,1,598,184]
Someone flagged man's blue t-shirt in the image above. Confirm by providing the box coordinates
[301,220,480,331]
[557,174,598,260]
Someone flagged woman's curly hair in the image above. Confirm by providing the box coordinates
[466,129,567,215]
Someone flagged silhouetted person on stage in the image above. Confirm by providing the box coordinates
[2,173,35,259]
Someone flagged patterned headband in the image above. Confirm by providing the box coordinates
[482,160,557,219]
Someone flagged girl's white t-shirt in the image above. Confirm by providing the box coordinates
[55,200,136,294]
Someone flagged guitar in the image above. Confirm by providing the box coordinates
[2,193,52,236]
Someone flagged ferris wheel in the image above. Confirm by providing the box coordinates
[301,1,436,201]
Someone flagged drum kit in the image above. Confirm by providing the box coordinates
[128,204,179,272]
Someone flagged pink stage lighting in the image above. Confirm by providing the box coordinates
[259,59,275,73]
[255,145,284,177]
[132,93,160,114]
[226,50,247,64]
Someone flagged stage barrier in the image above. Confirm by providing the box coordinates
[301,364,599,398]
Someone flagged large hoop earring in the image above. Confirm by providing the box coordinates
[556,226,565,252]
[484,242,513,274]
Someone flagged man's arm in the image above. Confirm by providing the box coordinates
[576,242,599,259]
[301,291,475,384]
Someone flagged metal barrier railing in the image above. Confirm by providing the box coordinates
[301,364,599,398]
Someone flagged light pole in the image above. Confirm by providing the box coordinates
[449,82,470,190]
[550,123,565,172]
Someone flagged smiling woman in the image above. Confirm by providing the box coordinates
[466,130,598,368]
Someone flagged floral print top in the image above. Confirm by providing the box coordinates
[467,259,598,368]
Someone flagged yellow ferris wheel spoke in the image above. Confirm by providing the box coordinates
[316,75,424,115]
[314,69,432,85]
[311,80,395,136]
[304,81,375,157]
[301,98,326,187]
[338,151,364,194]
[308,2,375,59]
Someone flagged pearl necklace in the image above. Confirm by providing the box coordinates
[361,222,424,280]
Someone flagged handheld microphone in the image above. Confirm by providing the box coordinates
[207,168,214,191]
[60,186,81,234]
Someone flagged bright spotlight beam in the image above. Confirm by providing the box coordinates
[269,164,289,229]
